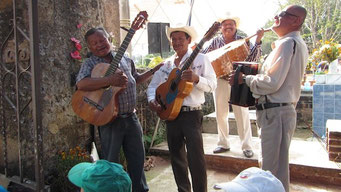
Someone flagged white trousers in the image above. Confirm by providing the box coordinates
[214,78,252,150]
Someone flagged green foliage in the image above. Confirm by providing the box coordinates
[236,30,248,38]
[284,0,341,50]
[135,52,174,69]
[308,39,341,73]
[143,121,167,154]
[260,22,278,55]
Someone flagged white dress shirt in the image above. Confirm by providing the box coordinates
[147,49,217,107]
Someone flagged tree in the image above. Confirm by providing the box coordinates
[283,0,340,50]
[260,0,340,54]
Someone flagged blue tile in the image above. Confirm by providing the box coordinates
[313,84,324,99]
[313,98,324,112]
[335,100,341,114]
[313,112,324,127]
[324,100,335,113]
[335,85,341,98]
[323,85,335,100]
[323,113,335,130]
[313,126,326,138]
[335,113,341,120]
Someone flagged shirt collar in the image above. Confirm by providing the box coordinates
[170,48,192,68]
[273,31,300,49]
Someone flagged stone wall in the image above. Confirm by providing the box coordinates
[0,0,121,180]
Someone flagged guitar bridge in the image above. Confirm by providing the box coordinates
[83,96,104,111]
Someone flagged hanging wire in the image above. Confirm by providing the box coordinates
[132,0,174,48]
[186,0,194,26]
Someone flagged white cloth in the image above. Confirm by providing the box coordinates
[245,31,309,103]
[214,79,252,150]
[147,49,217,106]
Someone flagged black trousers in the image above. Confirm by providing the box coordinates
[100,113,148,192]
[166,110,207,192]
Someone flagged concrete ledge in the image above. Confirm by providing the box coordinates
[150,133,341,187]
[203,110,258,136]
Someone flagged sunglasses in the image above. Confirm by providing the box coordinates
[277,11,299,18]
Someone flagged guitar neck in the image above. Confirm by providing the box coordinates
[105,28,136,76]
[174,40,205,84]
[180,40,204,72]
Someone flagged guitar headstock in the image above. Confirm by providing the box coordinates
[131,11,148,31]
[203,22,221,42]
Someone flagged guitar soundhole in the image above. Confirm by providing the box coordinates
[170,82,177,92]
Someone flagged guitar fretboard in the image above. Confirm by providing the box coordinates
[105,28,136,76]
[173,40,205,85]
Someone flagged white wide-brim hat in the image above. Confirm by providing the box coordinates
[217,16,240,28]
[166,24,198,42]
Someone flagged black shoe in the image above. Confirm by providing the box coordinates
[243,149,254,158]
[213,147,230,153]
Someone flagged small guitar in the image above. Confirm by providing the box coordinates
[71,11,148,126]
[155,22,221,120]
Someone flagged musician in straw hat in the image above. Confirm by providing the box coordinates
[229,5,308,191]
[202,15,264,158]
[147,24,217,192]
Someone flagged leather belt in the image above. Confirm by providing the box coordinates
[255,103,291,110]
[118,112,134,118]
[181,106,202,112]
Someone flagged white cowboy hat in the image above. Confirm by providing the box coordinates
[218,15,240,28]
[166,24,198,42]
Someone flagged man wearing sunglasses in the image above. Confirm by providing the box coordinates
[229,5,308,192]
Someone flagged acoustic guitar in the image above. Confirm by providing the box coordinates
[155,22,221,120]
[71,11,148,126]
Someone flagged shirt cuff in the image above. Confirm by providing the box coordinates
[245,75,251,86]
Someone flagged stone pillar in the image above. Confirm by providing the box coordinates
[119,0,131,55]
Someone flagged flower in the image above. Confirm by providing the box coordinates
[308,39,341,73]
[70,50,82,60]
[70,37,80,44]
[77,23,83,29]
[70,36,84,61]
[75,42,82,50]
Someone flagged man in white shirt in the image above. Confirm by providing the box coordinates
[229,5,308,192]
[147,25,217,192]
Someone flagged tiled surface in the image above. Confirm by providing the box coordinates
[313,84,341,139]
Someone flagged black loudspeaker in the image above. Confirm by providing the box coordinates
[147,22,170,55]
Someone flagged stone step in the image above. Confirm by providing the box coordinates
[203,110,258,137]
[150,133,341,187]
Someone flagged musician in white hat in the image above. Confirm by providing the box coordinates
[229,5,308,191]
[202,15,264,158]
[147,24,217,192]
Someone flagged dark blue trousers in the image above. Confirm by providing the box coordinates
[100,113,148,192]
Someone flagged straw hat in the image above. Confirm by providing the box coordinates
[166,24,198,42]
[218,15,240,28]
